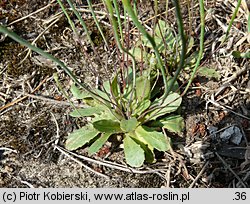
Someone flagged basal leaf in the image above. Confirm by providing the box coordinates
[166,76,179,93]
[164,28,176,52]
[141,35,152,48]
[155,36,165,53]
[93,119,121,133]
[124,66,134,84]
[70,84,90,99]
[111,75,119,97]
[128,132,155,163]
[154,20,176,54]
[65,125,99,150]
[136,75,151,102]
[69,106,103,117]
[135,126,170,152]
[122,83,133,101]
[88,132,112,155]
[133,99,151,116]
[120,117,138,133]
[154,20,167,37]
[130,47,149,61]
[151,115,185,133]
[102,76,119,98]
[91,107,122,122]
[83,98,99,107]
[197,67,221,80]
[123,135,145,167]
[184,51,199,69]
[147,93,182,120]
[95,89,111,103]
[187,37,194,54]
[102,80,111,95]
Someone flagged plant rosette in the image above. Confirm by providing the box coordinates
[66,69,184,167]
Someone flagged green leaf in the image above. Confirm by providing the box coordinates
[136,75,151,102]
[88,132,112,155]
[232,51,250,59]
[102,80,111,94]
[162,115,184,133]
[93,119,121,133]
[70,84,90,99]
[197,67,221,80]
[95,89,111,103]
[187,37,194,54]
[124,66,134,84]
[83,98,99,107]
[148,93,182,120]
[133,99,151,116]
[166,76,179,93]
[123,135,145,167]
[124,73,151,103]
[153,20,177,54]
[102,76,119,98]
[120,117,138,133]
[151,115,185,133]
[184,51,199,69]
[141,35,153,48]
[154,20,167,37]
[130,46,149,61]
[92,108,122,122]
[135,126,170,152]
[69,106,103,117]
[128,132,155,163]
[111,75,119,97]
[122,83,133,101]
[65,125,99,150]
[164,28,176,52]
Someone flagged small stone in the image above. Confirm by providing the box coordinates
[220,126,242,145]
[230,126,242,145]
[220,126,234,142]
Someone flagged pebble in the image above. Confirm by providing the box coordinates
[220,126,243,145]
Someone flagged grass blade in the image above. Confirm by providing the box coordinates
[183,0,205,94]
[87,0,109,49]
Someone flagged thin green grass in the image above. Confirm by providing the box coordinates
[121,0,168,100]
[183,0,205,95]
[87,0,109,49]
[56,0,77,35]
